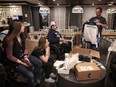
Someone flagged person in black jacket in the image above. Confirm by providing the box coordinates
[47,21,71,58]
[3,21,42,87]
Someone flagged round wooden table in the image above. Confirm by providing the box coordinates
[57,68,106,87]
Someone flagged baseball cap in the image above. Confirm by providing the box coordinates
[50,21,56,26]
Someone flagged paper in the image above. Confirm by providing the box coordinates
[53,60,64,69]
[80,66,94,71]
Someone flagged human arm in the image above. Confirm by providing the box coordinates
[39,47,50,63]
[32,47,50,63]
[96,22,107,29]
[90,17,107,29]
[24,40,29,55]
[47,30,60,44]
[6,41,29,67]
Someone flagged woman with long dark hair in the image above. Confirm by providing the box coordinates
[3,21,42,87]
[31,37,56,83]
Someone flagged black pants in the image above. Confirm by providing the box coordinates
[85,42,97,50]
[60,42,72,53]
[42,55,55,78]
[51,42,71,60]
[16,55,42,87]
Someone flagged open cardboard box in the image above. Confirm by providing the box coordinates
[71,47,100,58]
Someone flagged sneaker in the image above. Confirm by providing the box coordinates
[50,73,57,79]
[45,77,55,83]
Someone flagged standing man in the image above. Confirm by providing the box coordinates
[82,7,108,50]
[89,7,107,36]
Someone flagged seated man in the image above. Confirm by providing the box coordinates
[47,21,71,59]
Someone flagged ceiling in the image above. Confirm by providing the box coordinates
[39,0,116,6]
[0,0,39,5]
[0,0,115,6]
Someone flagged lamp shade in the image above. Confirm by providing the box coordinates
[106,7,116,14]
[39,6,50,13]
[72,6,83,13]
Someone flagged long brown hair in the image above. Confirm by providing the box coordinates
[3,21,23,47]
[38,37,47,49]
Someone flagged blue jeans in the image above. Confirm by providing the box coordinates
[0,33,6,38]
[16,55,42,87]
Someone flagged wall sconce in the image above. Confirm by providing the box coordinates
[72,5,83,13]
[39,6,50,13]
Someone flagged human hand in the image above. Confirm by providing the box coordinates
[60,38,64,42]
[63,39,68,44]
[22,58,32,67]
[46,46,50,52]
[96,22,102,26]
[22,62,30,67]
[83,20,89,23]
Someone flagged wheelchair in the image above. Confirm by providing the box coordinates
[50,44,65,60]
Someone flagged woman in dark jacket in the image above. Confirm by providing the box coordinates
[3,21,42,87]
[31,37,56,83]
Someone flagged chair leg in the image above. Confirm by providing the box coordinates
[105,51,111,66]
[72,41,73,51]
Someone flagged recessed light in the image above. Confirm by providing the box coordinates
[92,3,94,5]
[57,4,59,6]
[98,0,101,1]
[53,0,55,1]
[111,2,114,4]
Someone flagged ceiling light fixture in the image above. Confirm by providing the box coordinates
[72,5,83,13]
[57,4,59,6]
[53,0,55,1]
[106,7,116,14]
[92,3,95,6]
[39,6,50,13]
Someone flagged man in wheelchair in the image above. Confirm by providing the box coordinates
[47,21,72,60]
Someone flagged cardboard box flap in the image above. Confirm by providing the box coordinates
[71,47,100,58]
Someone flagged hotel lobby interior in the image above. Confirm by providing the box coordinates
[0,0,116,87]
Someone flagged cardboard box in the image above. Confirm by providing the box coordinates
[71,47,100,58]
[75,62,101,80]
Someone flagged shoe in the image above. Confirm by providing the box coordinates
[50,73,57,79]
[45,77,55,83]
